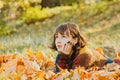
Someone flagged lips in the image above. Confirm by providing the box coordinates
[57,45,62,48]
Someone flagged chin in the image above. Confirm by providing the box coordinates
[64,53,70,55]
[61,53,71,56]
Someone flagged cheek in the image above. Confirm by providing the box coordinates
[55,38,59,45]
[55,38,70,45]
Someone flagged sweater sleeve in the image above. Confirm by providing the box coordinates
[55,54,60,73]
[55,54,69,73]
[92,49,114,67]
[72,53,91,69]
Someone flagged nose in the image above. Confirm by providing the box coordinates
[57,42,61,44]
[56,40,61,44]
[55,38,62,44]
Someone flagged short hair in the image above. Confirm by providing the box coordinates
[51,22,86,52]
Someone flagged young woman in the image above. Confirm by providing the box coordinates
[51,22,113,73]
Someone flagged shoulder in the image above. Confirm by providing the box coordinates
[79,46,93,55]
[80,46,106,59]
[75,46,93,64]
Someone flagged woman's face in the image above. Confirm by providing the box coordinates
[55,32,75,55]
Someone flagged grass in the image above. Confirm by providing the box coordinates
[0,1,120,58]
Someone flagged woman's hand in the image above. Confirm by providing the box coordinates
[59,41,73,55]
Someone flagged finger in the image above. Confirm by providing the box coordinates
[59,43,66,54]
[64,42,72,54]
[60,43,68,54]
[63,43,66,51]
[64,42,70,52]
[66,42,72,53]
[61,41,73,55]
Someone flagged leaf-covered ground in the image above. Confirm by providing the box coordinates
[0,49,120,80]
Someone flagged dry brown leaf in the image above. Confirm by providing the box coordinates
[23,58,39,75]
[16,59,25,75]
[3,59,18,75]
[45,70,55,79]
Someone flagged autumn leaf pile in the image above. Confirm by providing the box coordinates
[0,49,120,80]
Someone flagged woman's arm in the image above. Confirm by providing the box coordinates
[55,54,69,73]
[72,53,91,69]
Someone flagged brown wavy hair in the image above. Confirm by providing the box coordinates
[51,22,86,53]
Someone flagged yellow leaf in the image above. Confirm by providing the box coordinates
[35,51,44,62]
[13,73,20,80]
[44,58,54,68]
[34,70,45,80]
[26,49,33,57]
[74,66,85,74]
[96,48,105,55]
[56,65,65,73]
[0,67,3,73]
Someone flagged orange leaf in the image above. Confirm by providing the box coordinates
[12,54,17,59]
[0,55,3,66]
[23,58,39,75]
[96,74,111,80]
[34,70,45,80]
[115,52,120,59]
[44,58,54,68]
[26,49,33,57]
[13,73,21,80]
[16,65,25,74]
[3,55,11,62]
[3,59,18,75]
[56,65,65,73]
[80,73,87,80]
[16,59,25,75]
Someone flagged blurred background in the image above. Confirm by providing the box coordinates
[0,0,120,58]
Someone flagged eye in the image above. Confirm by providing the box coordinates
[55,35,58,38]
[63,35,66,37]
[62,35,67,38]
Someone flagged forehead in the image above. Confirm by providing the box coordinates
[54,28,70,36]
[55,32,67,36]
[54,30,71,37]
